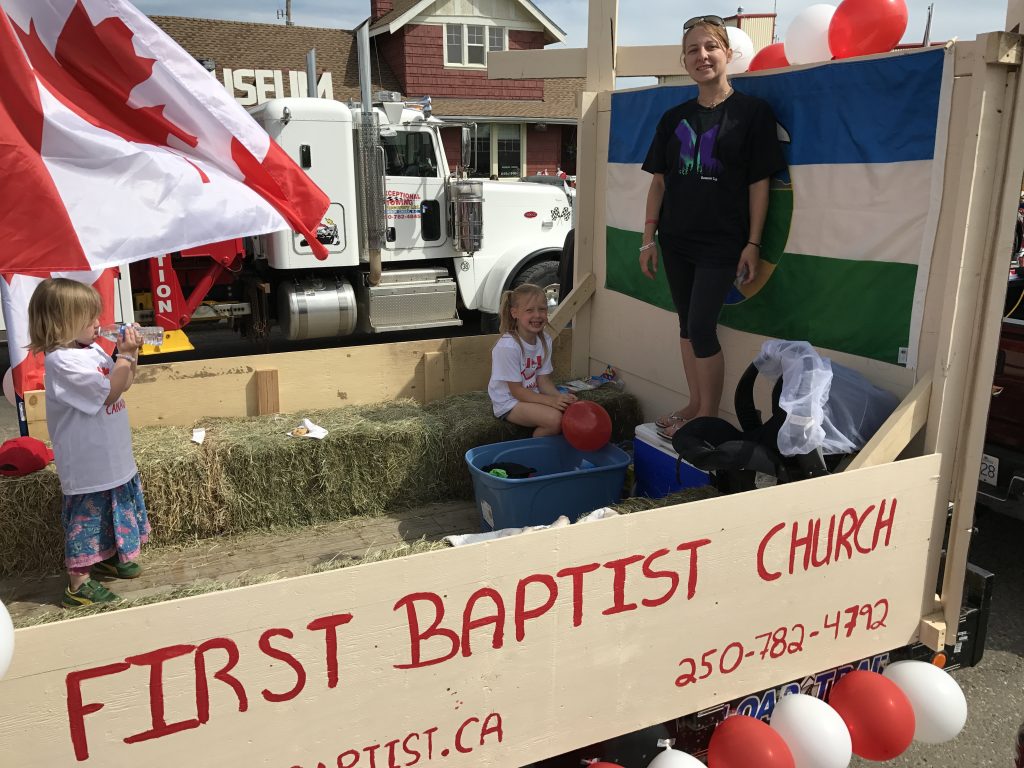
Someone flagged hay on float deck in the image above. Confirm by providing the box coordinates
[12,489,715,629]
[0,387,643,576]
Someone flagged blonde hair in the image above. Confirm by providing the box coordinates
[682,21,732,66]
[497,283,550,359]
[27,278,102,354]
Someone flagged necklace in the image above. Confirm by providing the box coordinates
[699,86,733,109]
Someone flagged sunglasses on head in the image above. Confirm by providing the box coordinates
[683,15,726,30]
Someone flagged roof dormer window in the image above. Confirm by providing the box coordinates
[444,23,506,68]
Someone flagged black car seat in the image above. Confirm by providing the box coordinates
[671,362,835,493]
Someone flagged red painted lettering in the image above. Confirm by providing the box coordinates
[835,508,858,560]
[479,712,504,744]
[555,562,599,627]
[336,749,360,768]
[676,538,712,598]
[65,661,130,761]
[461,587,505,656]
[455,716,480,753]
[514,573,557,642]
[384,737,401,768]
[307,613,354,688]
[757,523,785,581]
[640,548,679,608]
[364,742,381,768]
[422,726,438,760]
[259,628,307,703]
[853,505,875,554]
[194,637,248,724]
[393,593,459,669]
[810,516,836,568]
[872,498,896,549]
[601,554,645,616]
[123,644,200,745]
[401,732,421,767]
[789,519,814,574]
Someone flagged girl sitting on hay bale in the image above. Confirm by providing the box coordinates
[27,278,150,608]
[487,283,576,437]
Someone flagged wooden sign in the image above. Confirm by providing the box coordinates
[0,455,942,767]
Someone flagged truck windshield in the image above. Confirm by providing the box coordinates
[382,132,439,178]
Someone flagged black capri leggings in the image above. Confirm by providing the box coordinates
[658,236,737,359]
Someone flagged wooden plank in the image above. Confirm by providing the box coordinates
[487,47,586,79]
[548,272,595,335]
[846,373,932,471]
[918,612,947,650]
[253,368,280,415]
[23,390,46,442]
[924,35,1024,635]
[0,455,943,767]
[422,351,446,403]
[616,45,685,77]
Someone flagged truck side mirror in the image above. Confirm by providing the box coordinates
[461,126,473,172]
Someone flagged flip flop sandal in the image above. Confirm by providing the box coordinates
[655,412,688,429]
[657,423,685,442]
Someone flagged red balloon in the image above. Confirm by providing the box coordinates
[708,715,795,768]
[748,42,790,72]
[829,0,909,58]
[561,401,612,452]
[828,670,915,760]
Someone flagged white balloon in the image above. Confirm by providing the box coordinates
[2,367,14,407]
[726,26,755,74]
[883,660,967,743]
[0,599,13,680]
[784,4,837,65]
[770,693,852,768]
[647,746,705,768]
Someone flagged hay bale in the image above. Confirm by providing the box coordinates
[198,401,448,532]
[133,426,224,543]
[0,468,63,575]
[0,387,646,577]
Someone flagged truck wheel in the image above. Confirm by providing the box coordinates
[480,312,501,333]
[514,259,560,309]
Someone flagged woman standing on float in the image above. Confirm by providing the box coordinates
[640,15,786,440]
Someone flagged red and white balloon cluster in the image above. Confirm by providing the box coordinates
[591,663,966,768]
[730,0,910,73]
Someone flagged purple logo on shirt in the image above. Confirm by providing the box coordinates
[675,119,722,178]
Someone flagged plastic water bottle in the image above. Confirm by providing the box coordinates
[98,324,165,346]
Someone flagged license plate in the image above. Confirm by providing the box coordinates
[979,453,999,486]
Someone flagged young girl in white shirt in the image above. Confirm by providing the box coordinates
[27,278,149,608]
[487,283,576,436]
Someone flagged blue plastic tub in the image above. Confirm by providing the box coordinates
[465,435,631,531]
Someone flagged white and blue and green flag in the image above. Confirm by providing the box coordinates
[606,46,952,366]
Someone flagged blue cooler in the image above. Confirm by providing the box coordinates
[633,422,709,498]
[465,436,630,531]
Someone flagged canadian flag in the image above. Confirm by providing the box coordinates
[0,0,329,271]
[1,270,116,404]
[0,0,331,422]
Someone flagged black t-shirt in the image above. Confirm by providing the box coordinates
[642,90,787,264]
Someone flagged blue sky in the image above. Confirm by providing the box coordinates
[133,0,1007,49]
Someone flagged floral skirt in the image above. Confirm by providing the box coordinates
[62,474,150,571]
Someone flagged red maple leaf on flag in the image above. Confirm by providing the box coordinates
[13,1,199,153]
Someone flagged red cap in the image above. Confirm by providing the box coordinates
[0,436,54,477]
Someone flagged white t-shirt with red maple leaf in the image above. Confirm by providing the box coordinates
[488,332,554,417]
[44,344,138,495]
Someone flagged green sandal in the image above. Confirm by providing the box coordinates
[63,579,121,608]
